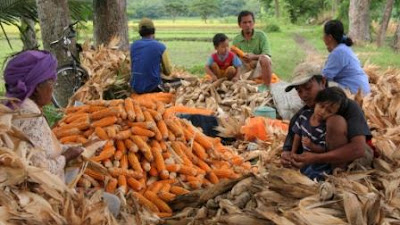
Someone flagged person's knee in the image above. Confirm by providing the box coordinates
[225,66,236,79]
[259,55,271,67]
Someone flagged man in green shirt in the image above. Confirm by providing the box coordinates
[232,10,272,87]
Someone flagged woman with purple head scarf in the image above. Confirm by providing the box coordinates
[4,50,83,180]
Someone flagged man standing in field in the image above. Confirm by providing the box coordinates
[233,10,273,88]
[130,18,172,93]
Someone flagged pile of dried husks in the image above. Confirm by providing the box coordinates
[173,78,273,117]
[0,103,119,225]
[52,98,255,218]
[70,38,131,105]
[159,65,400,225]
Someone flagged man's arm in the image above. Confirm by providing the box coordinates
[161,50,172,76]
[292,135,366,165]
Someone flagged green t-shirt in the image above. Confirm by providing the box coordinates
[232,30,271,56]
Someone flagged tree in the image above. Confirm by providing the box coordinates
[0,0,92,50]
[274,0,280,18]
[36,0,72,106]
[191,0,219,23]
[19,17,38,50]
[348,0,371,43]
[128,0,166,19]
[219,0,245,17]
[393,21,400,52]
[377,0,395,47]
[93,0,129,50]
[164,0,187,22]
[283,0,325,23]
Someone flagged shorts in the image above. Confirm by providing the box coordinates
[241,55,272,80]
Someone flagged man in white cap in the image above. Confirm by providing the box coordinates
[281,63,374,179]
[130,18,172,93]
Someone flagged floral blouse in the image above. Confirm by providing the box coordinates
[12,98,65,180]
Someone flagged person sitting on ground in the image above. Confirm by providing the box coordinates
[4,50,83,180]
[291,87,349,180]
[130,17,172,93]
[232,10,273,87]
[322,20,370,94]
[205,33,242,81]
[281,63,374,179]
[4,50,120,216]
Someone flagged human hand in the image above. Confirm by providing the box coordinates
[301,137,312,149]
[63,146,84,162]
[242,54,253,63]
[280,151,292,168]
[231,76,239,82]
[291,151,317,167]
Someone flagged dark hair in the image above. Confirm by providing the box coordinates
[139,27,155,37]
[324,20,353,46]
[213,33,228,47]
[315,87,348,112]
[311,75,328,88]
[238,10,255,24]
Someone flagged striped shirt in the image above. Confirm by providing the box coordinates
[292,109,326,151]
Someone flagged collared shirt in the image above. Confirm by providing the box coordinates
[232,30,271,56]
[322,43,371,94]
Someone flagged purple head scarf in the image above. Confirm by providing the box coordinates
[4,50,57,102]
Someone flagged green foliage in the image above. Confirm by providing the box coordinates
[283,0,325,23]
[43,105,64,128]
[0,0,37,25]
[265,23,281,32]
[219,0,245,17]
[190,0,219,23]
[128,0,166,19]
[244,0,262,16]
[164,0,188,21]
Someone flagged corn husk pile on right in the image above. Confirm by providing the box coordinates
[159,66,400,225]
[362,64,400,159]
[0,103,120,225]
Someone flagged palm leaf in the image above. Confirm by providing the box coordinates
[0,0,37,25]
[69,0,93,21]
[0,0,92,49]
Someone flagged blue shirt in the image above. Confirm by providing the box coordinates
[206,52,242,67]
[322,44,371,94]
[130,38,166,93]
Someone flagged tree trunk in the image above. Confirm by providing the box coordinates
[19,17,38,50]
[348,0,371,44]
[36,0,75,107]
[393,21,400,52]
[376,0,395,47]
[93,0,129,50]
[274,0,280,18]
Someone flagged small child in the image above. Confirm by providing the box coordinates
[291,87,348,155]
[205,33,242,81]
